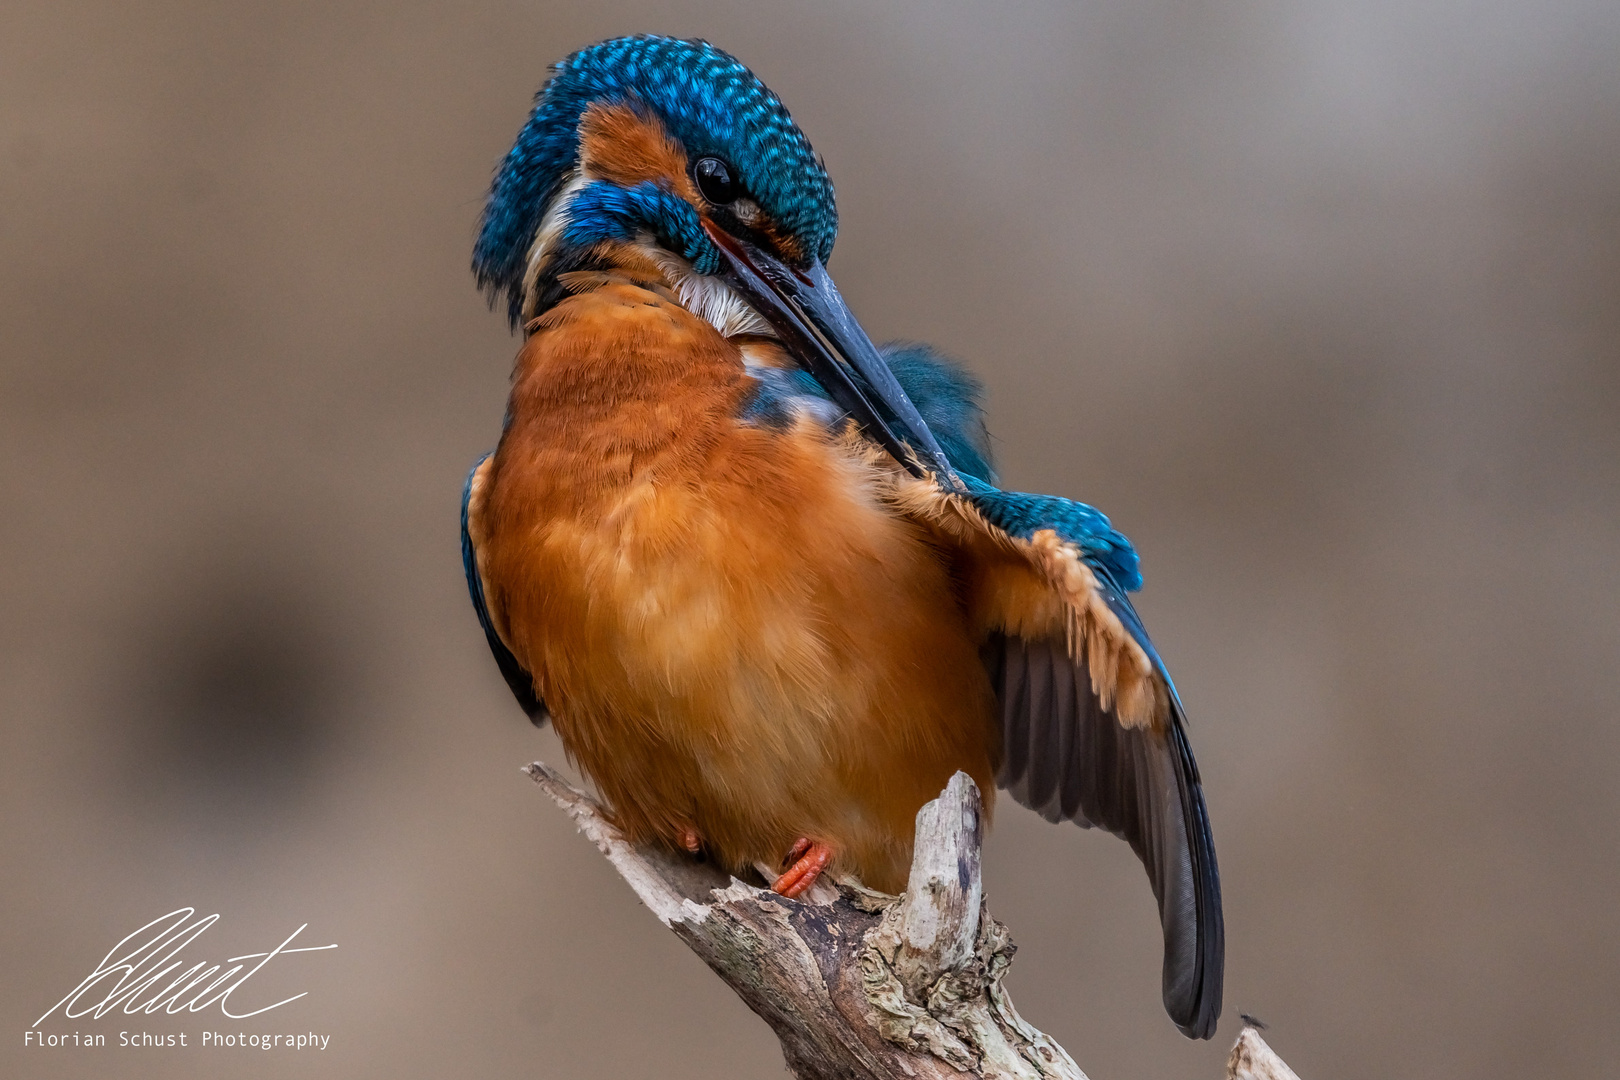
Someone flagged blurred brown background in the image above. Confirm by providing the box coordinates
[3,1,1617,1078]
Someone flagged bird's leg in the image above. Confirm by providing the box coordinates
[677,826,704,858]
[772,838,833,899]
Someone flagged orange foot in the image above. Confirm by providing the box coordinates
[772,838,833,899]
[677,827,703,855]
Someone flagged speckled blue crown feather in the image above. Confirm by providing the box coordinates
[474,35,839,324]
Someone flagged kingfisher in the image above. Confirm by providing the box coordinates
[461,35,1223,1039]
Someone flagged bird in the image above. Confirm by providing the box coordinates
[461,35,1223,1039]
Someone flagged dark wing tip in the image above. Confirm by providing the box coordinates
[1093,576,1225,1038]
[985,631,1224,1039]
[1162,700,1224,1039]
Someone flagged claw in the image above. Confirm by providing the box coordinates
[677,827,703,854]
[772,838,833,899]
[782,837,812,866]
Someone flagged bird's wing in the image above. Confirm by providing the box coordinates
[892,474,1223,1040]
[462,453,548,725]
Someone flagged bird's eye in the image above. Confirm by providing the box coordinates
[694,157,739,205]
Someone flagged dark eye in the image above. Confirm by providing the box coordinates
[694,156,739,205]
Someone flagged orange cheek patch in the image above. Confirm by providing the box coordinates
[578,101,700,204]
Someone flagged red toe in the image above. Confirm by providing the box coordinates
[772,839,833,899]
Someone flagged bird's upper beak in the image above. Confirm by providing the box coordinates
[703,222,965,492]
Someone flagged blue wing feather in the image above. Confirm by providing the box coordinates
[878,343,995,482]
[756,337,1143,597]
[740,341,998,483]
[462,455,547,725]
[958,474,1143,593]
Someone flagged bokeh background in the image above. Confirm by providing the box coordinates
[4,2,1617,1077]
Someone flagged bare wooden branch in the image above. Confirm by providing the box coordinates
[1225,1021,1302,1080]
[526,762,1303,1080]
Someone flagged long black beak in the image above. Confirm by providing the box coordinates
[704,223,965,493]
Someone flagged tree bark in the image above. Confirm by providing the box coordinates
[526,762,1301,1080]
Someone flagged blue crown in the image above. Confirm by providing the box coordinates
[474,35,839,324]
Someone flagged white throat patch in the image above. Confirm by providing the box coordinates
[518,169,590,324]
[636,244,775,339]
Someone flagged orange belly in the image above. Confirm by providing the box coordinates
[480,283,998,892]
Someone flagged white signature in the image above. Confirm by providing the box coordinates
[33,908,336,1027]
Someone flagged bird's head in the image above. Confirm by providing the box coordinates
[473,35,962,488]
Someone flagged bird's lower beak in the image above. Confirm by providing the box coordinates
[703,222,964,492]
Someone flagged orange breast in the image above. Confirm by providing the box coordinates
[480,278,998,891]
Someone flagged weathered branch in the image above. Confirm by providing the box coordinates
[526,762,1301,1080]
[1225,1020,1302,1080]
